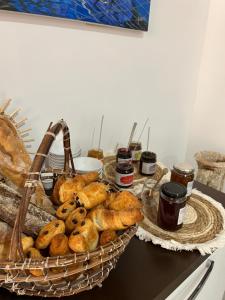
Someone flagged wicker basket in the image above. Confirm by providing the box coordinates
[0,120,137,297]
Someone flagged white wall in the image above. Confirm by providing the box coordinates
[0,0,210,167]
[186,0,225,164]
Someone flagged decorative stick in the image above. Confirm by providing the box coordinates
[0,99,12,113]
[90,127,95,149]
[147,126,150,151]
[23,138,35,143]
[137,118,149,143]
[9,108,21,119]
[114,143,119,154]
[127,122,137,148]
[21,132,30,138]
[19,128,32,134]
[16,118,28,128]
[98,115,104,150]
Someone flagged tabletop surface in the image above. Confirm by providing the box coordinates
[0,182,224,300]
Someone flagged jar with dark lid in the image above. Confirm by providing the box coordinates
[139,151,157,176]
[115,163,134,188]
[157,182,187,231]
[128,142,142,162]
[116,148,132,164]
[171,162,195,196]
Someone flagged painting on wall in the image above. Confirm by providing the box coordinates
[0,0,151,31]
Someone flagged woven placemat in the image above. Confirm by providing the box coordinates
[137,189,225,255]
[103,156,164,185]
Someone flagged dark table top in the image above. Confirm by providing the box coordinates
[0,182,224,300]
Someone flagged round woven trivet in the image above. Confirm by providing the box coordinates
[103,156,164,185]
[137,189,225,255]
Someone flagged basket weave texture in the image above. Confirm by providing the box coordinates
[0,120,136,297]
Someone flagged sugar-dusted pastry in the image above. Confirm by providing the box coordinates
[65,207,87,233]
[108,191,142,211]
[77,182,108,209]
[26,248,44,277]
[22,236,34,254]
[69,218,99,253]
[100,230,117,246]
[49,233,70,257]
[56,199,77,220]
[81,172,99,185]
[89,208,143,231]
[59,176,85,203]
[35,220,65,249]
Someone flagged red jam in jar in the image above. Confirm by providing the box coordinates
[115,163,134,188]
[157,182,187,231]
[116,148,132,164]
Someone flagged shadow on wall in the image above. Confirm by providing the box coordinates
[0,9,144,38]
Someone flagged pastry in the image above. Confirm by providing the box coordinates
[69,218,99,252]
[0,221,12,261]
[26,248,44,277]
[108,191,142,211]
[22,236,34,254]
[56,199,77,220]
[77,182,108,209]
[59,176,85,203]
[52,175,66,205]
[100,230,117,246]
[89,208,143,231]
[49,233,70,257]
[65,207,87,233]
[81,172,99,185]
[104,192,117,208]
[35,220,65,249]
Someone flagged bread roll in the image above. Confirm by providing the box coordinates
[65,207,87,233]
[56,199,77,220]
[22,236,34,254]
[89,208,143,231]
[77,182,108,209]
[35,220,65,249]
[49,233,70,257]
[69,218,99,252]
[26,248,44,277]
[109,191,142,211]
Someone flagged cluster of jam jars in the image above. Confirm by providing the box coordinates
[157,162,195,231]
[115,143,157,189]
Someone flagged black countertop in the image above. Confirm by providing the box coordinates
[0,182,224,300]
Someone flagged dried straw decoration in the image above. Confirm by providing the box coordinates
[0,120,136,297]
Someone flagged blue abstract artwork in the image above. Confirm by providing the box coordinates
[0,0,151,31]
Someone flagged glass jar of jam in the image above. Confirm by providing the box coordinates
[128,142,142,162]
[116,148,132,164]
[157,182,187,231]
[115,163,134,188]
[139,151,157,176]
[171,162,195,196]
[88,148,104,160]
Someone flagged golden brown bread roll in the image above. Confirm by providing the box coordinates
[81,172,99,185]
[35,220,65,249]
[89,208,143,231]
[56,199,77,220]
[65,207,87,233]
[109,191,142,211]
[69,218,99,252]
[100,230,117,246]
[22,236,34,254]
[49,233,70,257]
[77,182,108,209]
[26,248,44,277]
[59,176,85,203]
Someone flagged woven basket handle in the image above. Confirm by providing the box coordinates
[9,119,75,261]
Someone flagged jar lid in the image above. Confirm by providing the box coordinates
[161,182,187,198]
[141,151,156,161]
[173,162,194,174]
[116,163,134,172]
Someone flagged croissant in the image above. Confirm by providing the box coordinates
[81,172,99,185]
[69,218,99,252]
[108,191,142,211]
[56,199,77,220]
[77,182,108,209]
[52,175,66,205]
[89,208,143,231]
[100,230,117,246]
[59,176,85,203]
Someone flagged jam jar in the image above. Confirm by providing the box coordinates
[171,162,195,196]
[128,142,142,162]
[116,148,132,164]
[88,148,104,160]
[115,163,134,188]
[157,182,187,231]
[139,151,157,176]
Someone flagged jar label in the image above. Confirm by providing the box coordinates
[131,150,141,161]
[115,171,134,187]
[118,157,132,164]
[177,207,186,225]
[142,162,156,175]
[187,180,194,196]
